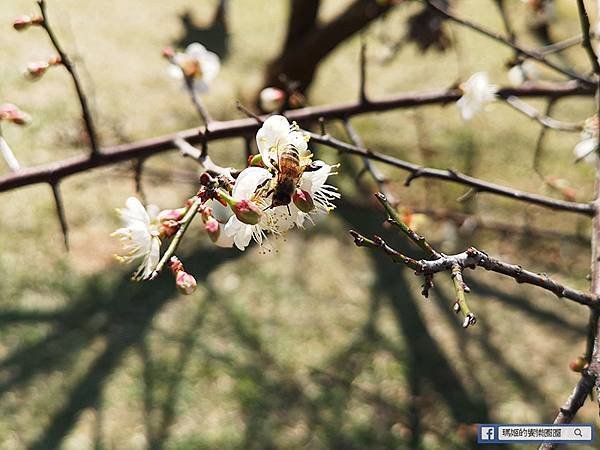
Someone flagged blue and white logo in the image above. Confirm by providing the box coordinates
[480,426,495,441]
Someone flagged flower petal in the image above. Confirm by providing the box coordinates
[232,167,272,200]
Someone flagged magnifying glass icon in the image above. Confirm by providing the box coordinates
[574,428,583,437]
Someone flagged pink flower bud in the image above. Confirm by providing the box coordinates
[233,199,263,225]
[13,14,42,30]
[220,191,263,225]
[259,87,285,112]
[25,61,49,79]
[293,189,315,213]
[569,356,588,373]
[162,46,175,60]
[175,271,197,295]
[168,256,184,275]
[158,207,186,222]
[13,15,32,30]
[0,103,30,125]
[204,216,220,242]
[160,219,180,237]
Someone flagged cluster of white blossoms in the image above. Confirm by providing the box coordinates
[113,115,339,289]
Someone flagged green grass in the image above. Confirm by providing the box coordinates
[0,0,599,448]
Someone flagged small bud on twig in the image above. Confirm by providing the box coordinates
[13,14,43,31]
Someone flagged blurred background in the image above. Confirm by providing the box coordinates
[1,0,599,448]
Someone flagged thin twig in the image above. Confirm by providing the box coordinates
[504,96,581,132]
[424,0,595,85]
[342,118,393,201]
[50,181,69,250]
[308,132,595,216]
[374,192,440,257]
[451,264,476,328]
[576,0,600,74]
[38,0,99,156]
[150,196,202,280]
[533,99,557,176]
[359,39,368,104]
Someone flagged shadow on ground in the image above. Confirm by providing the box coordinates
[0,199,585,450]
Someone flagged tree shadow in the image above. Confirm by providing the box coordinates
[0,246,238,450]
[0,198,575,449]
[172,1,229,59]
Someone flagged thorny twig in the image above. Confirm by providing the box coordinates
[423,0,595,85]
[38,0,99,156]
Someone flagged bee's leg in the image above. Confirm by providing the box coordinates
[286,205,291,216]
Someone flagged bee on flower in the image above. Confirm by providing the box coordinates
[112,115,339,279]
[166,42,220,94]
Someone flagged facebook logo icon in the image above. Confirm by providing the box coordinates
[480,427,495,441]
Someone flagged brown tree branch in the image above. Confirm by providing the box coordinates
[0,83,593,194]
[38,0,99,156]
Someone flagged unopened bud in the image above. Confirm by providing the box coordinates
[175,270,197,295]
[168,256,184,275]
[293,189,315,213]
[48,55,62,66]
[13,14,43,31]
[0,103,31,125]
[220,191,262,225]
[25,61,49,80]
[158,207,186,222]
[162,46,175,59]
[569,356,588,373]
[160,219,180,237]
[247,154,264,167]
[259,87,285,112]
[204,216,220,242]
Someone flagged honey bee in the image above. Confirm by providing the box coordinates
[268,147,319,210]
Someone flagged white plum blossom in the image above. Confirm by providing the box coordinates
[293,162,340,227]
[223,167,274,250]
[112,197,161,280]
[168,43,220,94]
[259,87,285,112]
[508,60,539,86]
[456,72,498,121]
[256,115,309,168]
[574,118,599,165]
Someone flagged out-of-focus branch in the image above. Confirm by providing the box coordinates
[424,0,595,85]
[50,182,69,250]
[542,9,600,437]
[0,83,594,193]
[38,0,99,156]
[308,132,595,216]
[504,96,582,132]
[341,118,394,203]
[539,373,596,450]
[575,0,600,74]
